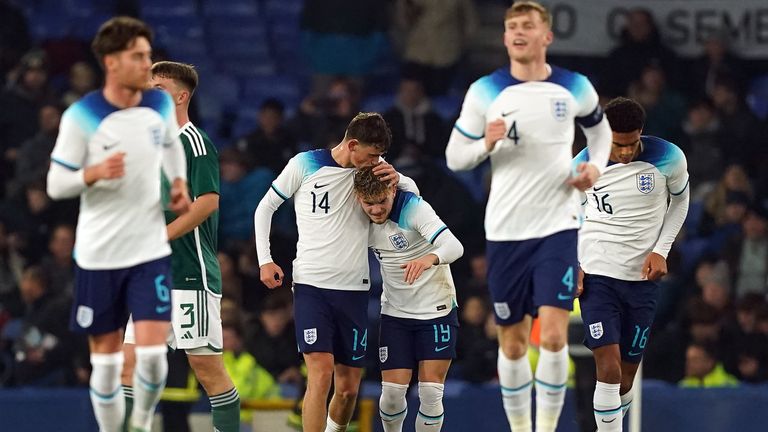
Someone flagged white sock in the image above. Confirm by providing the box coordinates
[325,415,345,432]
[534,346,568,432]
[416,382,444,432]
[89,352,125,432]
[620,390,633,418]
[380,382,408,432]
[131,344,168,431]
[594,381,622,431]
[498,348,533,431]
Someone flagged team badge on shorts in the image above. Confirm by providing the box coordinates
[379,346,388,363]
[389,233,409,250]
[637,173,655,194]
[494,302,511,320]
[76,306,94,328]
[304,328,317,345]
[551,98,569,121]
[589,322,604,339]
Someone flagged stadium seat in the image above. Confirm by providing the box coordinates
[201,0,259,17]
[210,36,271,61]
[242,76,303,107]
[432,95,463,121]
[219,59,277,79]
[27,13,72,40]
[141,0,197,18]
[207,16,268,40]
[361,94,395,114]
[263,0,303,18]
[70,14,113,41]
[746,74,768,121]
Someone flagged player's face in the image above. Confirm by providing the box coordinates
[611,130,642,164]
[349,141,384,169]
[106,36,152,91]
[359,189,395,224]
[149,75,181,103]
[503,11,553,64]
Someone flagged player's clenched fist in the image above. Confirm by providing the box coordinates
[260,262,284,289]
[484,119,507,152]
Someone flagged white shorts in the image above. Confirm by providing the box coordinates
[124,289,223,355]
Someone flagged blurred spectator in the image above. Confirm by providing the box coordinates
[456,312,498,383]
[218,148,275,249]
[38,224,75,296]
[627,63,686,143]
[730,333,768,383]
[0,220,24,319]
[60,62,98,107]
[300,0,388,86]
[218,250,243,305]
[0,0,31,84]
[245,292,302,384]
[456,294,489,376]
[7,103,62,198]
[685,32,747,100]
[723,206,768,298]
[601,8,680,97]
[679,341,738,388]
[699,165,753,236]
[6,266,81,386]
[393,0,478,95]
[291,77,360,150]
[711,78,764,174]
[221,321,280,424]
[0,50,56,198]
[383,77,446,161]
[680,99,725,195]
[236,98,297,175]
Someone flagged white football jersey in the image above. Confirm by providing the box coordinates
[370,190,457,320]
[577,136,689,281]
[271,150,371,291]
[49,89,182,270]
[453,66,604,241]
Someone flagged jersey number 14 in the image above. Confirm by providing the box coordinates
[311,191,330,213]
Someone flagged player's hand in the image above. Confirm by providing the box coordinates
[260,262,284,289]
[576,267,585,297]
[98,152,126,180]
[567,162,600,191]
[373,161,399,187]
[484,119,507,152]
[169,178,192,215]
[642,252,667,281]
[401,254,438,285]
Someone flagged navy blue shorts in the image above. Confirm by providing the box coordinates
[487,229,577,325]
[70,256,172,335]
[580,274,659,363]
[293,284,369,367]
[378,309,459,371]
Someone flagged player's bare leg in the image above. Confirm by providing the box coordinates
[188,354,240,432]
[131,320,171,432]
[326,363,364,431]
[592,344,622,431]
[380,369,412,432]
[416,360,451,431]
[303,352,335,432]
[535,306,570,432]
[497,316,533,431]
[90,331,126,432]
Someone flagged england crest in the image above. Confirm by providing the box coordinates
[494,302,511,320]
[636,173,655,194]
[303,328,317,345]
[551,98,568,122]
[379,346,388,363]
[76,306,93,328]
[389,233,409,250]
[589,322,604,339]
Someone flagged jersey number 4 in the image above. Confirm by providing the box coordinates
[506,121,520,145]
[311,191,330,213]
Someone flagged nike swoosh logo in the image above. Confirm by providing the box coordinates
[185,277,197,281]
[435,346,450,352]
[501,109,519,117]
[314,183,329,189]
[602,418,617,423]
[352,354,365,360]
[593,185,607,191]
[557,293,571,300]
[155,305,171,314]
[103,141,120,150]
[628,351,642,357]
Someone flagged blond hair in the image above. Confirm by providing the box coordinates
[505,1,551,27]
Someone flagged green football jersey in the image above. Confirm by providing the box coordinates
[162,122,221,294]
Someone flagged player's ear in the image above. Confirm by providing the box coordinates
[543,29,554,46]
[347,139,359,152]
